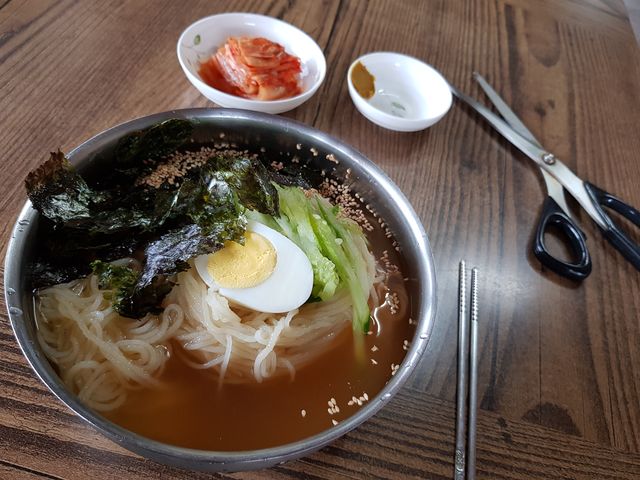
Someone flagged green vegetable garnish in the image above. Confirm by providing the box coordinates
[273,186,339,301]
[91,260,138,309]
[313,197,371,333]
[251,185,371,333]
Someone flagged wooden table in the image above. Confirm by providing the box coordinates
[2,0,640,478]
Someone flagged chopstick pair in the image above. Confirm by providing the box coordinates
[454,261,479,480]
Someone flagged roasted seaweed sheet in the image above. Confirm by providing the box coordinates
[26,119,279,318]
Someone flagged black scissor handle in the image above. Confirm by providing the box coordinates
[584,181,640,270]
[533,196,592,281]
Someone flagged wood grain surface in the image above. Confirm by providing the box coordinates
[2,0,640,478]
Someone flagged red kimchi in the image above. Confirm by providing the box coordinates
[199,36,303,101]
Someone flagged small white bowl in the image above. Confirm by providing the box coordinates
[177,13,326,114]
[347,52,452,132]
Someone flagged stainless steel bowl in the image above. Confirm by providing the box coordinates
[4,109,437,472]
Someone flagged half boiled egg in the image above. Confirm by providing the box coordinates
[194,220,313,313]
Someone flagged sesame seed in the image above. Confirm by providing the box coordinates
[136,144,259,189]
[326,153,338,163]
[363,393,369,401]
[317,177,374,232]
[386,291,400,314]
[379,250,400,273]
[296,143,302,150]
[332,419,339,426]
[371,345,378,352]
[371,358,378,365]
[301,409,306,417]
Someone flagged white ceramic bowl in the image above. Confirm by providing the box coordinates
[177,13,326,114]
[347,52,452,132]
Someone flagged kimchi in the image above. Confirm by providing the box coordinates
[199,36,302,101]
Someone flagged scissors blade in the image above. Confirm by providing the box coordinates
[473,73,573,218]
[542,171,573,216]
[544,161,608,230]
[473,73,542,147]
[450,85,548,163]
[450,84,608,230]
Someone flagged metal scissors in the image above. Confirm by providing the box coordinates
[450,73,640,280]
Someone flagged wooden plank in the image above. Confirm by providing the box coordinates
[0,462,62,480]
[1,377,640,479]
[1,0,640,477]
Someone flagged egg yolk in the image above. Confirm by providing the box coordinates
[208,231,277,288]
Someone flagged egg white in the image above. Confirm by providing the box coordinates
[194,220,313,313]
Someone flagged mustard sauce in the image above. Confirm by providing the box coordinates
[351,61,376,99]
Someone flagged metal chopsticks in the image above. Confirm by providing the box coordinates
[454,261,469,480]
[454,261,479,480]
[468,267,479,478]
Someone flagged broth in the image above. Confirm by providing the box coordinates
[106,267,413,451]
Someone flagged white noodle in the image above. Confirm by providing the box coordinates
[168,267,363,384]
[36,233,380,410]
[37,277,182,412]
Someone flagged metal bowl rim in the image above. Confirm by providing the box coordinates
[3,108,437,469]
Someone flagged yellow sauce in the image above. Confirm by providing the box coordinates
[351,61,376,99]
[209,231,276,288]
